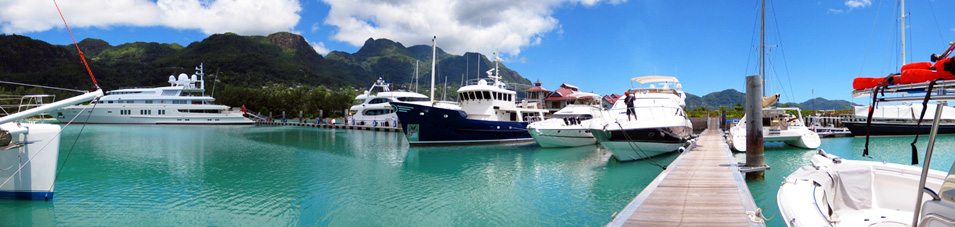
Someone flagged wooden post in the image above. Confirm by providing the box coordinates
[745,75,766,180]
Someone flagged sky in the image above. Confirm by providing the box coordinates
[3,0,955,104]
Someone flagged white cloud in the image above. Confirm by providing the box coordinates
[311,22,320,33]
[845,0,871,9]
[827,9,844,14]
[0,0,300,35]
[320,0,625,58]
[311,41,330,55]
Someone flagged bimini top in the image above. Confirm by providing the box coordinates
[631,76,679,84]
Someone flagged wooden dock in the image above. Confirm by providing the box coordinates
[255,121,402,132]
[608,118,764,226]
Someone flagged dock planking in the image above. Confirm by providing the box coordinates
[608,118,764,227]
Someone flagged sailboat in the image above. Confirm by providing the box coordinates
[725,0,820,152]
[778,1,955,226]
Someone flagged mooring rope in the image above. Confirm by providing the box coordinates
[614,121,667,170]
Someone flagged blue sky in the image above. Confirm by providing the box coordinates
[5,0,955,104]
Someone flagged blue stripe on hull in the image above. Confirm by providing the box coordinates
[391,102,533,145]
[0,191,53,201]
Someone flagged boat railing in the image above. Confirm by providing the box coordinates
[853,79,955,226]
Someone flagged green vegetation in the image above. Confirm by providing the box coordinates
[214,85,356,118]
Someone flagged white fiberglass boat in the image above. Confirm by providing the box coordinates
[590,76,693,161]
[727,106,820,152]
[527,93,603,148]
[54,64,252,124]
[778,150,951,226]
[1,90,103,200]
[348,77,432,127]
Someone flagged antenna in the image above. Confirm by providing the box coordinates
[430,36,437,103]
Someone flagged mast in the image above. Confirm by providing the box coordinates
[430,36,437,103]
[415,60,419,92]
[901,0,906,64]
[760,0,765,95]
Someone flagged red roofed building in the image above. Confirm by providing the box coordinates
[524,80,549,109]
[602,94,621,110]
[525,81,600,113]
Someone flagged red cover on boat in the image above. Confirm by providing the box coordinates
[853,75,898,90]
[901,62,932,72]
[898,58,955,84]
[853,58,955,90]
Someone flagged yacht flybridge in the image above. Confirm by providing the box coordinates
[54,64,252,124]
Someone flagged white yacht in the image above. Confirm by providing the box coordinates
[53,64,253,124]
[590,76,693,162]
[347,78,431,127]
[527,93,604,148]
[726,103,820,152]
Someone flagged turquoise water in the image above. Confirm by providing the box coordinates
[0,125,679,226]
[736,134,955,227]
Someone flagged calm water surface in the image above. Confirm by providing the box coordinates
[736,134,955,227]
[0,124,679,226]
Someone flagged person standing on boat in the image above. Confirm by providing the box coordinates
[624,91,636,121]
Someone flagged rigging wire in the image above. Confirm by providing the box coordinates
[744,0,760,77]
[925,0,946,43]
[769,0,796,105]
[858,0,887,77]
[49,100,98,193]
[53,0,98,88]
[0,80,87,93]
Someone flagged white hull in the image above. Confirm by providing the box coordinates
[528,127,595,148]
[55,104,253,124]
[0,123,60,200]
[778,151,950,226]
[727,126,821,152]
[596,140,683,162]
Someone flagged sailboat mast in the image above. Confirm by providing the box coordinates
[760,0,765,95]
[901,0,906,65]
[430,36,437,103]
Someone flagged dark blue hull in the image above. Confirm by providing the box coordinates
[391,102,534,146]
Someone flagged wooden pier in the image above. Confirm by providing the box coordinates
[255,121,402,132]
[608,118,764,226]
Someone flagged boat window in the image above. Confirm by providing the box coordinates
[468,92,476,100]
[145,100,153,104]
[178,109,223,113]
[482,91,491,100]
[173,100,187,104]
[460,93,469,101]
[108,101,114,104]
[161,90,178,96]
[369,98,390,104]
[396,97,430,102]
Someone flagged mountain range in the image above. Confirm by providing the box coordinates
[1,32,855,109]
[684,89,858,110]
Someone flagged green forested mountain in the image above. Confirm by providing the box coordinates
[325,38,530,92]
[684,89,857,110]
[2,33,528,93]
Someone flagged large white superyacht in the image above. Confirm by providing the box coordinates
[53,64,253,124]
